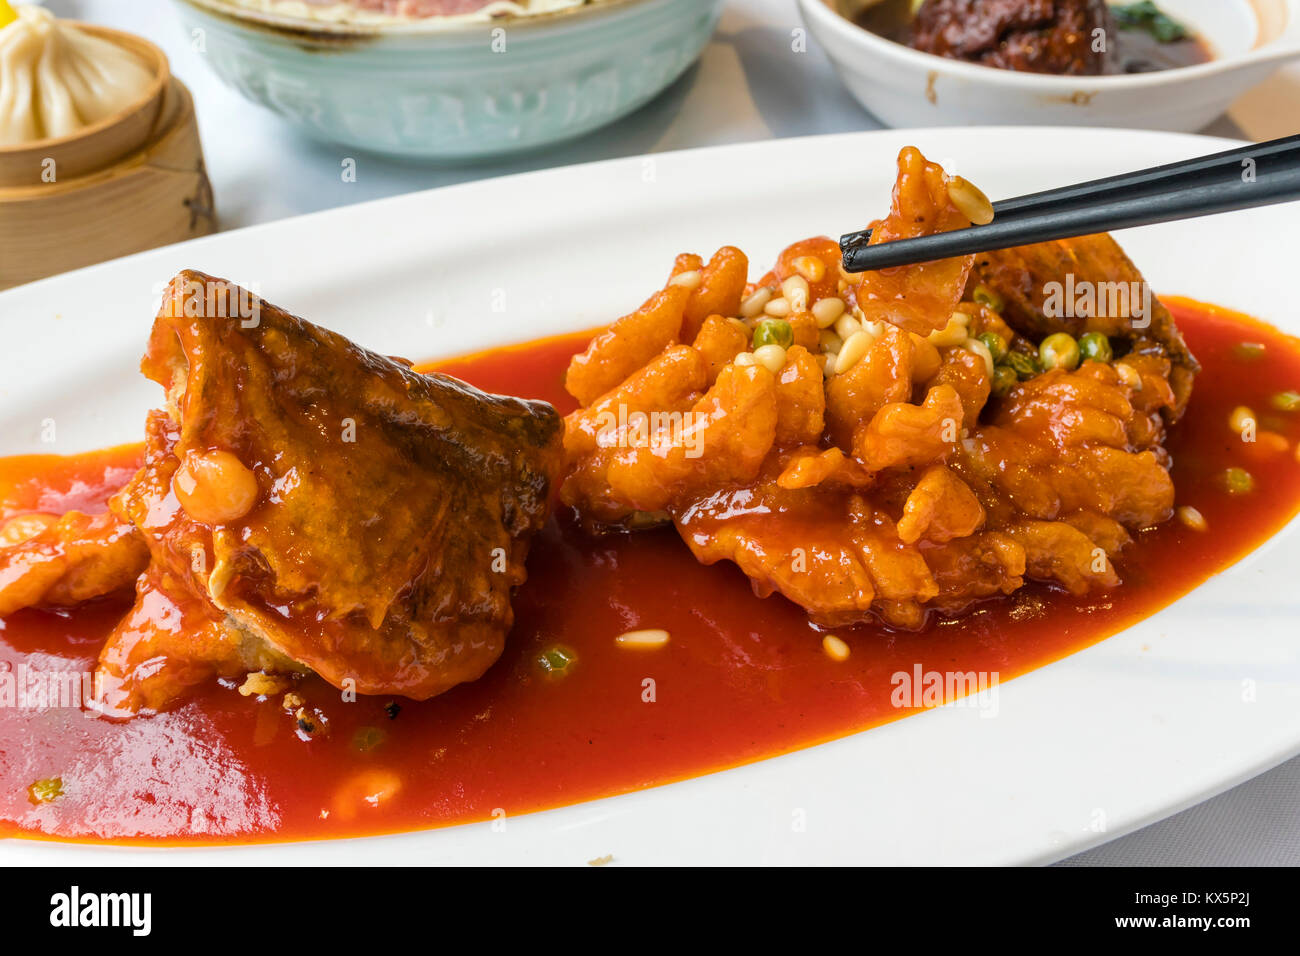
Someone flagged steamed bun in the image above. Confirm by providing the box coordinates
[0,5,156,145]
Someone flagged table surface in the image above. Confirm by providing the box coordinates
[41,0,1300,866]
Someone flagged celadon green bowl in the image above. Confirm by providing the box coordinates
[173,0,724,160]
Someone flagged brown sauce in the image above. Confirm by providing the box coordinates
[852,0,1212,75]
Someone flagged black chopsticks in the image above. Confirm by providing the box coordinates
[840,134,1300,274]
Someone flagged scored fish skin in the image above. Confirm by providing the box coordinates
[94,270,565,714]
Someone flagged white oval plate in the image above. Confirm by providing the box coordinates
[2,127,1298,865]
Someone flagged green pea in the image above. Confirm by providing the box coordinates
[1039,332,1080,372]
[1223,467,1254,495]
[538,645,577,676]
[991,365,1018,397]
[352,726,386,753]
[752,318,793,350]
[1078,332,1113,363]
[1005,351,1041,380]
[1271,390,1300,413]
[972,284,1004,313]
[977,332,1007,363]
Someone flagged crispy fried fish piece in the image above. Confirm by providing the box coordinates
[555,147,1198,629]
[97,271,563,713]
[854,146,977,335]
[972,234,1199,420]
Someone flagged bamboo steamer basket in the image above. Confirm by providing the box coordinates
[0,23,217,292]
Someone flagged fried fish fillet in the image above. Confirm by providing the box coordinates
[2,271,565,715]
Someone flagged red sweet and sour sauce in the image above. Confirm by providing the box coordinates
[1,298,1298,845]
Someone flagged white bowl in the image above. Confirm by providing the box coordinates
[799,0,1300,131]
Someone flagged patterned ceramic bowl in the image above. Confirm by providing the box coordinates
[172,0,724,160]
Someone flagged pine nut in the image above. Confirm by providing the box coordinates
[1176,506,1207,532]
[615,628,671,648]
[947,176,995,225]
[782,275,809,313]
[1258,431,1289,455]
[1229,405,1256,434]
[792,256,826,283]
[834,314,862,341]
[740,287,773,318]
[669,270,701,289]
[928,316,969,348]
[964,337,995,376]
[822,634,851,662]
[764,296,792,318]
[1115,362,1143,390]
[753,344,788,373]
[811,296,847,328]
[781,274,809,300]
[834,330,875,375]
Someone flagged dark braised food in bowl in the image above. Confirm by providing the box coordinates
[852,0,1211,75]
[912,0,1114,75]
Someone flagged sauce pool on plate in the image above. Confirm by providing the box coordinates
[1,298,1298,844]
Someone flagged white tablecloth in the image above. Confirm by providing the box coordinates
[44,0,1300,865]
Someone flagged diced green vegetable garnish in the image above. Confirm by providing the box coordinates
[1233,342,1267,361]
[1006,351,1041,380]
[1114,1,1190,43]
[1078,332,1114,363]
[352,726,386,753]
[991,365,1018,398]
[538,646,577,676]
[1270,391,1300,412]
[972,285,1003,313]
[28,777,63,805]
[1223,467,1255,495]
[752,318,793,350]
[1039,333,1081,372]
[977,332,1007,364]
